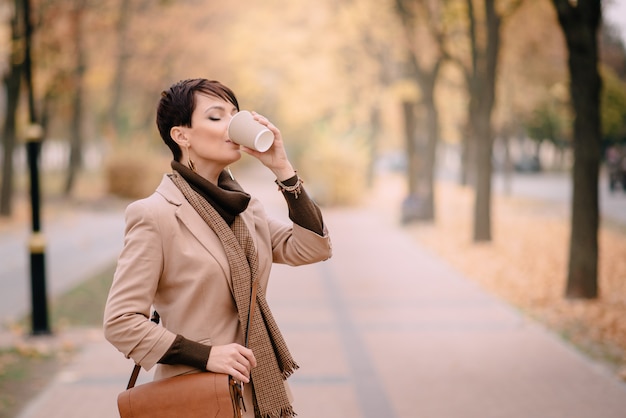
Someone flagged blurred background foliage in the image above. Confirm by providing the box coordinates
[0,0,624,205]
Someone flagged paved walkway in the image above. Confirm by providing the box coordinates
[8,169,626,418]
[492,170,626,227]
[0,203,125,324]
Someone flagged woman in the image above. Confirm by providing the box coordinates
[103,78,332,418]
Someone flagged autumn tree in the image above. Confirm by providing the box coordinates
[0,0,25,216]
[26,0,94,195]
[551,0,602,299]
[107,0,131,141]
[395,0,448,222]
[453,0,501,241]
[334,1,398,189]
[448,0,522,241]
[64,0,87,194]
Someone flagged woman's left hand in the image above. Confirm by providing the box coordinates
[240,112,296,181]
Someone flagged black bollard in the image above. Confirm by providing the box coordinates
[26,124,50,335]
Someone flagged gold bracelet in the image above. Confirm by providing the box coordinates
[275,175,304,199]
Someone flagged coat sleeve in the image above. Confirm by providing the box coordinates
[103,198,177,370]
[262,198,332,266]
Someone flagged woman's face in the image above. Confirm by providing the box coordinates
[183,93,241,173]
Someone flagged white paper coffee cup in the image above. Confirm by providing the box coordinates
[228,110,274,152]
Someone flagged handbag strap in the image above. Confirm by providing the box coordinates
[125,280,259,390]
[126,311,160,389]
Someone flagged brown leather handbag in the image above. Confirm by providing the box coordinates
[117,281,258,418]
[117,371,240,418]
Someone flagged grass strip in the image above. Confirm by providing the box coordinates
[0,263,115,418]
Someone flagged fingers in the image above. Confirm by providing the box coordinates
[240,346,257,368]
[250,111,270,127]
[206,344,257,383]
[246,112,294,175]
[251,112,280,138]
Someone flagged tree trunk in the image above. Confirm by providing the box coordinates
[470,0,500,242]
[1,68,22,216]
[394,0,444,223]
[473,113,494,241]
[366,106,381,189]
[108,0,132,140]
[421,78,440,221]
[64,0,87,195]
[405,57,442,222]
[501,130,513,196]
[1,0,25,217]
[401,100,426,223]
[459,131,472,186]
[552,0,601,299]
[403,100,419,196]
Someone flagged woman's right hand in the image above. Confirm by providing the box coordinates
[206,343,257,383]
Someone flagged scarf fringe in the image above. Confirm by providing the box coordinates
[281,362,300,379]
[260,405,297,418]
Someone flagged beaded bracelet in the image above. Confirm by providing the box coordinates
[275,175,304,199]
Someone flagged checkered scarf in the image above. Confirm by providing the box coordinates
[169,171,298,418]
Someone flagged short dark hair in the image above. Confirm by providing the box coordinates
[156,79,240,161]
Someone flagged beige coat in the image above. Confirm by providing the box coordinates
[103,174,332,382]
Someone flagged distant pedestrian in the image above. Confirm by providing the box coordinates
[621,146,626,190]
[103,78,332,417]
[607,145,624,192]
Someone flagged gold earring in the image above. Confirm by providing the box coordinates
[186,145,196,172]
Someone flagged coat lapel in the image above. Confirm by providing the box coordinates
[156,175,233,292]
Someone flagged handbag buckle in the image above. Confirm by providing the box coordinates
[229,377,246,418]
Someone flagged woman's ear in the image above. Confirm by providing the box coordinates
[170,126,188,147]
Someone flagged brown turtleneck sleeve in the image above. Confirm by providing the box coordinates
[158,335,212,370]
[277,174,325,236]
